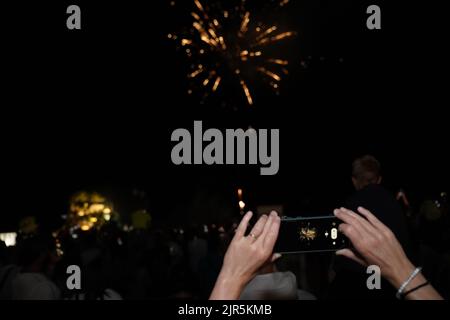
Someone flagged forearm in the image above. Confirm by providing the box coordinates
[209,272,246,300]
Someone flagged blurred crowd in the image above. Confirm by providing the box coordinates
[0,156,449,300]
[0,221,238,299]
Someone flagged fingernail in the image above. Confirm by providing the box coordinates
[270,210,278,217]
[333,209,339,216]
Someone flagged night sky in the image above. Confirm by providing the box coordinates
[1,0,448,231]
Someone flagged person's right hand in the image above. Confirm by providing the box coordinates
[334,207,443,299]
[334,207,413,285]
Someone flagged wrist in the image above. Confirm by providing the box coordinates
[218,270,249,288]
[211,271,248,300]
[388,261,416,289]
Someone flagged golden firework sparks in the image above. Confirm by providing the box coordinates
[170,0,296,106]
[257,31,295,46]
[255,26,277,41]
[240,80,253,105]
[181,39,193,46]
[270,31,295,42]
[239,12,250,36]
[267,58,288,65]
[191,12,201,22]
[212,76,221,92]
[194,0,205,13]
[257,67,281,81]
[189,66,204,78]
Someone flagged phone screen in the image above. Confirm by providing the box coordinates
[275,216,348,254]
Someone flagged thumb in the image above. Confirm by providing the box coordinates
[336,249,367,267]
[271,253,282,262]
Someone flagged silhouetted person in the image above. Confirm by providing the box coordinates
[10,234,61,299]
[328,155,411,299]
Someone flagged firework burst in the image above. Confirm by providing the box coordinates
[168,0,296,106]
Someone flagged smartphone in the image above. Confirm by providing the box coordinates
[275,215,348,254]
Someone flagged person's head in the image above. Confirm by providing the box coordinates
[351,155,382,190]
[239,271,299,300]
[16,234,58,275]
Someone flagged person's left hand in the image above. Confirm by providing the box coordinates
[210,211,281,300]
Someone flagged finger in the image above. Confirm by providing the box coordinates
[334,207,376,237]
[334,208,363,237]
[249,214,268,239]
[256,212,274,245]
[255,211,277,246]
[336,249,367,267]
[271,253,282,263]
[234,211,253,239]
[263,212,281,250]
[338,222,363,246]
[357,207,385,231]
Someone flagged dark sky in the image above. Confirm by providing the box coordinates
[1,0,448,231]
